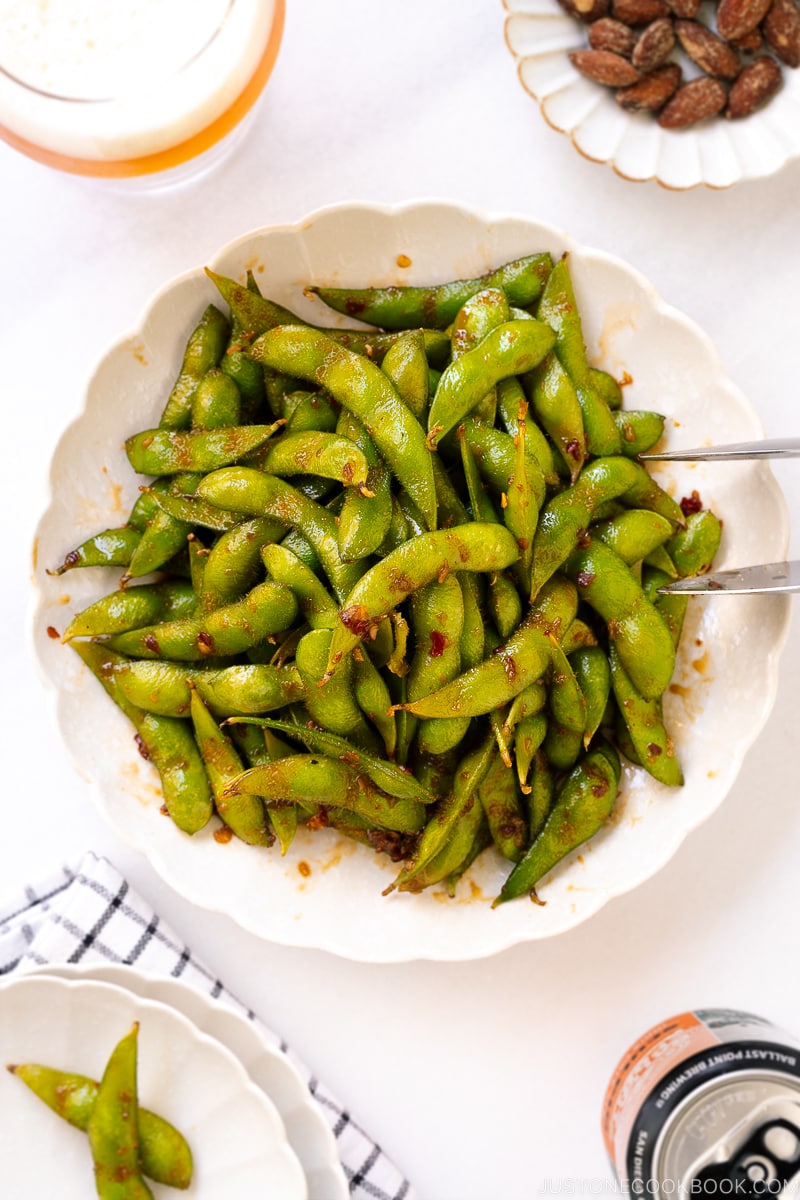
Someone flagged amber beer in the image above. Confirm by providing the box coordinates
[603,1009,800,1193]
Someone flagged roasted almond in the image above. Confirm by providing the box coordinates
[726,54,783,115]
[716,0,773,40]
[616,62,683,108]
[663,0,701,17]
[657,75,728,126]
[730,26,764,52]
[763,0,800,67]
[589,17,639,55]
[675,19,742,77]
[612,0,671,25]
[632,17,677,69]
[569,48,641,84]
[557,0,611,22]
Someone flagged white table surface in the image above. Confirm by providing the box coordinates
[2,2,800,1196]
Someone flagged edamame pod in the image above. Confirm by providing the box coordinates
[87,1023,154,1200]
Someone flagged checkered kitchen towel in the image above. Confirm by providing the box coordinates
[0,851,417,1200]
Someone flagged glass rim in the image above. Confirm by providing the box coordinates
[0,0,237,104]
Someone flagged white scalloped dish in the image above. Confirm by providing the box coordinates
[0,975,307,1198]
[32,202,790,961]
[503,0,800,188]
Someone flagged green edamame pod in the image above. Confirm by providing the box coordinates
[62,580,196,641]
[336,408,394,562]
[125,423,283,476]
[667,509,722,577]
[565,538,675,700]
[87,1023,154,1200]
[427,320,556,446]
[124,473,200,581]
[283,389,339,433]
[488,570,523,640]
[589,367,623,411]
[478,749,528,862]
[397,790,486,893]
[325,523,520,675]
[71,642,212,834]
[159,304,231,430]
[261,542,338,629]
[309,253,553,330]
[525,353,587,482]
[232,722,296,853]
[569,645,611,746]
[401,621,551,719]
[593,509,674,567]
[49,526,142,575]
[249,325,437,530]
[224,754,426,833]
[108,580,299,661]
[529,456,640,599]
[115,660,303,718]
[191,367,241,429]
[458,573,485,670]
[196,467,364,604]
[407,576,470,756]
[496,376,559,487]
[190,690,272,845]
[494,742,621,905]
[609,645,683,787]
[381,329,430,422]
[144,480,243,533]
[515,713,549,795]
[537,257,621,457]
[229,717,435,804]
[613,410,665,456]
[525,746,554,838]
[261,431,370,490]
[353,649,397,759]
[8,1063,193,1190]
[295,629,379,750]
[201,517,286,612]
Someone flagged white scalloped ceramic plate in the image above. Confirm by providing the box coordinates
[0,975,307,1198]
[503,0,800,189]
[32,202,790,960]
[23,964,347,1200]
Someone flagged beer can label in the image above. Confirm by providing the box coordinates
[602,1008,800,1187]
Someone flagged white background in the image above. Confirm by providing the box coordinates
[2,2,800,1196]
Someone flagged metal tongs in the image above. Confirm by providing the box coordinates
[638,437,800,595]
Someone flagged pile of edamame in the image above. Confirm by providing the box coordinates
[9,1024,193,1194]
[54,251,721,905]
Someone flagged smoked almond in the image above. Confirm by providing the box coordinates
[557,0,611,22]
[763,0,800,67]
[616,62,683,108]
[632,17,677,69]
[716,0,773,40]
[589,17,638,55]
[611,0,671,25]
[657,76,728,126]
[663,0,702,17]
[569,48,641,84]
[726,54,783,114]
[675,19,742,77]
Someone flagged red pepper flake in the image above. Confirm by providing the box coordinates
[647,743,663,758]
[340,604,373,637]
[576,570,596,588]
[298,861,312,878]
[196,631,215,655]
[134,734,150,761]
[429,630,446,658]
[46,625,60,640]
[566,439,581,459]
[143,633,160,654]
[680,490,703,516]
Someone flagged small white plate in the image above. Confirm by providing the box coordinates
[22,963,347,1200]
[503,0,800,189]
[0,975,307,1199]
[32,201,791,960]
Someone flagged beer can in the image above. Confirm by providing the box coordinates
[602,1008,800,1194]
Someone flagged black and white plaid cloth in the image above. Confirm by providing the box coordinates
[0,851,416,1200]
